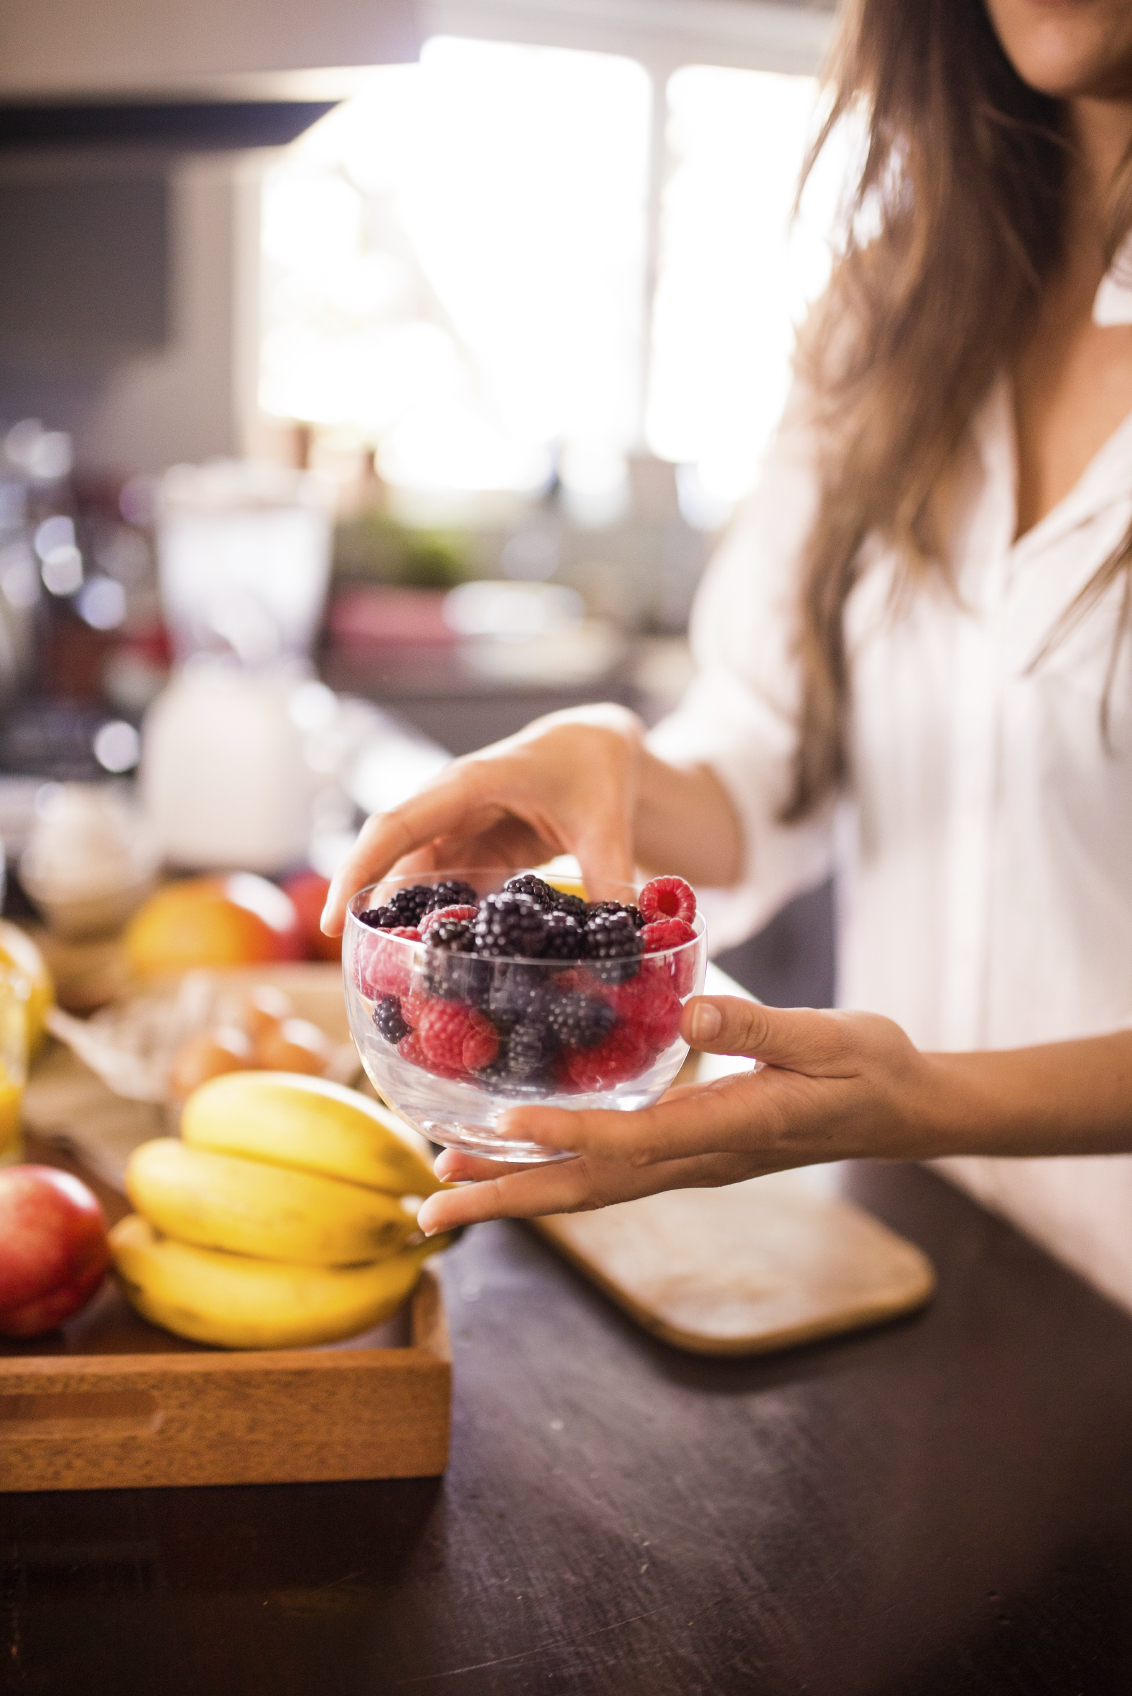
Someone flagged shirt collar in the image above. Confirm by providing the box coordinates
[1093,231,1132,327]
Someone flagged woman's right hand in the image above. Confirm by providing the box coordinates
[320,704,646,936]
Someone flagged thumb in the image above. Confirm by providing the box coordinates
[682,996,851,1073]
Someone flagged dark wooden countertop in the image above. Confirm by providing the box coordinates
[6,1161,1132,1696]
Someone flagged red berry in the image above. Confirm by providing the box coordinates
[416,1000,500,1076]
[401,988,431,1028]
[462,1016,499,1072]
[420,904,478,936]
[398,1029,461,1080]
[560,1023,652,1092]
[608,971,683,1053]
[355,927,421,1000]
[554,965,609,1000]
[638,876,696,925]
[640,918,696,952]
[640,917,699,995]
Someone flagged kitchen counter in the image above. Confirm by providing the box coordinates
[6,1160,1132,1695]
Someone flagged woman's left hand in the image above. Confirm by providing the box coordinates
[416,995,948,1235]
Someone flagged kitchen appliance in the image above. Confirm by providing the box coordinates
[142,459,334,872]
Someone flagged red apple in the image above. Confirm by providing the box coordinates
[0,1166,111,1338]
[281,868,340,961]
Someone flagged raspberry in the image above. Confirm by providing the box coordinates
[587,899,644,928]
[503,873,557,908]
[640,917,699,995]
[553,965,609,999]
[354,926,420,999]
[584,909,643,983]
[541,910,586,960]
[401,988,431,1028]
[638,876,696,925]
[420,904,478,936]
[607,970,683,1052]
[546,992,616,1050]
[473,892,547,958]
[373,994,411,1044]
[488,962,547,1025]
[559,1024,652,1091]
[416,1000,499,1075]
[424,880,479,913]
[385,885,434,926]
[640,917,696,953]
[398,1029,462,1080]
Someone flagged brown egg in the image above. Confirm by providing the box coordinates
[254,1016,332,1076]
[240,985,293,1043]
[169,1027,254,1100]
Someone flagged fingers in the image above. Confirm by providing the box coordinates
[416,1147,765,1232]
[320,776,498,934]
[493,1070,784,1168]
[432,1148,542,1183]
[681,997,856,1072]
[572,821,637,904]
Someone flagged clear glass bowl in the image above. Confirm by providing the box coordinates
[343,869,707,1163]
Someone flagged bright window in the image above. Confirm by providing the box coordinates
[646,65,835,504]
[260,40,841,513]
[261,37,651,495]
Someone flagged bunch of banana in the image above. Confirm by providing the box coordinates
[110,1072,451,1350]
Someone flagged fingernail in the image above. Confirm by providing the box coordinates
[691,1002,722,1043]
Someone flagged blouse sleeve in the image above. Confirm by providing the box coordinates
[646,397,837,952]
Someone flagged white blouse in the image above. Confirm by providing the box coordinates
[649,372,1132,1313]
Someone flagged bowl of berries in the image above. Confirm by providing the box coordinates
[343,869,707,1163]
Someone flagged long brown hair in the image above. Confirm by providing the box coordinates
[783,0,1132,822]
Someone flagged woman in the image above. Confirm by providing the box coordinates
[323,0,1132,1268]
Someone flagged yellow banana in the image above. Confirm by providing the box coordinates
[181,1071,441,1197]
[110,1213,444,1349]
[126,1138,416,1267]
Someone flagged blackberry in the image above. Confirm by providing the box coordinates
[488,961,548,1025]
[550,889,588,920]
[587,899,644,928]
[541,910,586,960]
[584,909,643,983]
[546,992,616,1050]
[357,904,402,930]
[473,892,547,959]
[503,873,557,908]
[500,1017,556,1080]
[385,884,434,926]
[373,994,411,1044]
[424,919,489,1003]
[424,879,480,913]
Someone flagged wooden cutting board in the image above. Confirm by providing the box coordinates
[533,964,935,1356]
[534,1174,934,1356]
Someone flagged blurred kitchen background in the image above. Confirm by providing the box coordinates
[0,0,838,1006]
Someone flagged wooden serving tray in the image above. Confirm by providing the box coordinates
[0,1138,451,1493]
